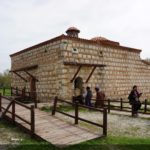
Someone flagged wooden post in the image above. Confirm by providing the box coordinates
[70,65,82,83]
[12,100,15,124]
[11,87,13,96]
[103,108,107,136]
[29,92,31,98]
[108,99,110,113]
[22,88,25,101]
[34,92,37,108]
[31,105,35,136]
[52,96,58,115]
[16,87,18,96]
[85,66,96,83]
[120,98,123,111]
[75,102,79,124]
[3,87,5,96]
[0,93,1,112]
[144,99,147,113]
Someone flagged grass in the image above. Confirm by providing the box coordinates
[40,104,150,117]
[0,88,11,96]
[147,100,150,105]
[7,135,150,150]
[40,105,89,113]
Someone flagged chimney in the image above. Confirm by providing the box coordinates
[66,27,80,38]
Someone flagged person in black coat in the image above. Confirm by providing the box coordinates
[128,85,142,117]
[85,86,93,107]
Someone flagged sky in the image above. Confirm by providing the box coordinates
[0,0,150,73]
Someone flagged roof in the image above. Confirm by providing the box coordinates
[10,34,141,57]
[10,65,38,72]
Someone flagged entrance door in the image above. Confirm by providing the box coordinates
[30,77,36,99]
[74,76,83,90]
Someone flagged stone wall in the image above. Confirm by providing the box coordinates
[11,36,150,102]
[60,38,150,100]
[11,40,64,102]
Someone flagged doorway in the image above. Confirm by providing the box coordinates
[74,76,83,90]
[30,77,36,99]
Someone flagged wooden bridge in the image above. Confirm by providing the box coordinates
[0,94,107,147]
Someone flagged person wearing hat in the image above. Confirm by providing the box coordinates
[95,86,105,108]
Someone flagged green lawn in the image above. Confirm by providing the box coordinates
[40,105,89,112]
[8,135,150,150]
[0,88,11,96]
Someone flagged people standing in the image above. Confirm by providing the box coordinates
[82,86,87,104]
[85,86,92,107]
[128,85,142,117]
[95,86,105,108]
[74,87,84,104]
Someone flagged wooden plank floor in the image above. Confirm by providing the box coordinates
[1,99,102,146]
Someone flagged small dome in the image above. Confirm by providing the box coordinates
[91,36,109,41]
[66,27,80,33]
[91,36,120,46]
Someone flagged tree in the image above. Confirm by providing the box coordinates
[0,69,11,88]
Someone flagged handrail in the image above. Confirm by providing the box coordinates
[52,96,107,136]
[10,86,37,108]
[92,98,150,115]
[1,96,31,110]
[0,94,35,136]
[78,103,104,112]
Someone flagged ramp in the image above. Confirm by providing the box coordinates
[0,96,105,146]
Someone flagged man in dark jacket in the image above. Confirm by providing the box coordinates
[85,86,92,107]
[128,85,142,117]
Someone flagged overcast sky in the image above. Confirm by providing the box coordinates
[0,0,150,73]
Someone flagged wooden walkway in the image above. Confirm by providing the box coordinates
[1,98,101,146]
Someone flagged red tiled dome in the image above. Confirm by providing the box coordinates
[91,36,120,46]
[66,27,80,33]
[91,36,109,41]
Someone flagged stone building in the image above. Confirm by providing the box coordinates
[10,27,150,102]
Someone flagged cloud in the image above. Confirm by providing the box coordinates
[0,0,150,72]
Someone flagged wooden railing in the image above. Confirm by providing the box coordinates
[92,98,150,115]
[52,97,107,136]
[10,87,37,108]
[0,93,35,136]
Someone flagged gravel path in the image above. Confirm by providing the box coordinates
[56,110,150,138]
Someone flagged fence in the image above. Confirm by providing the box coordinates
[11,87,37,108]
[52,96,107,136]
[92,98,150,115]
[0,93,35,136]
